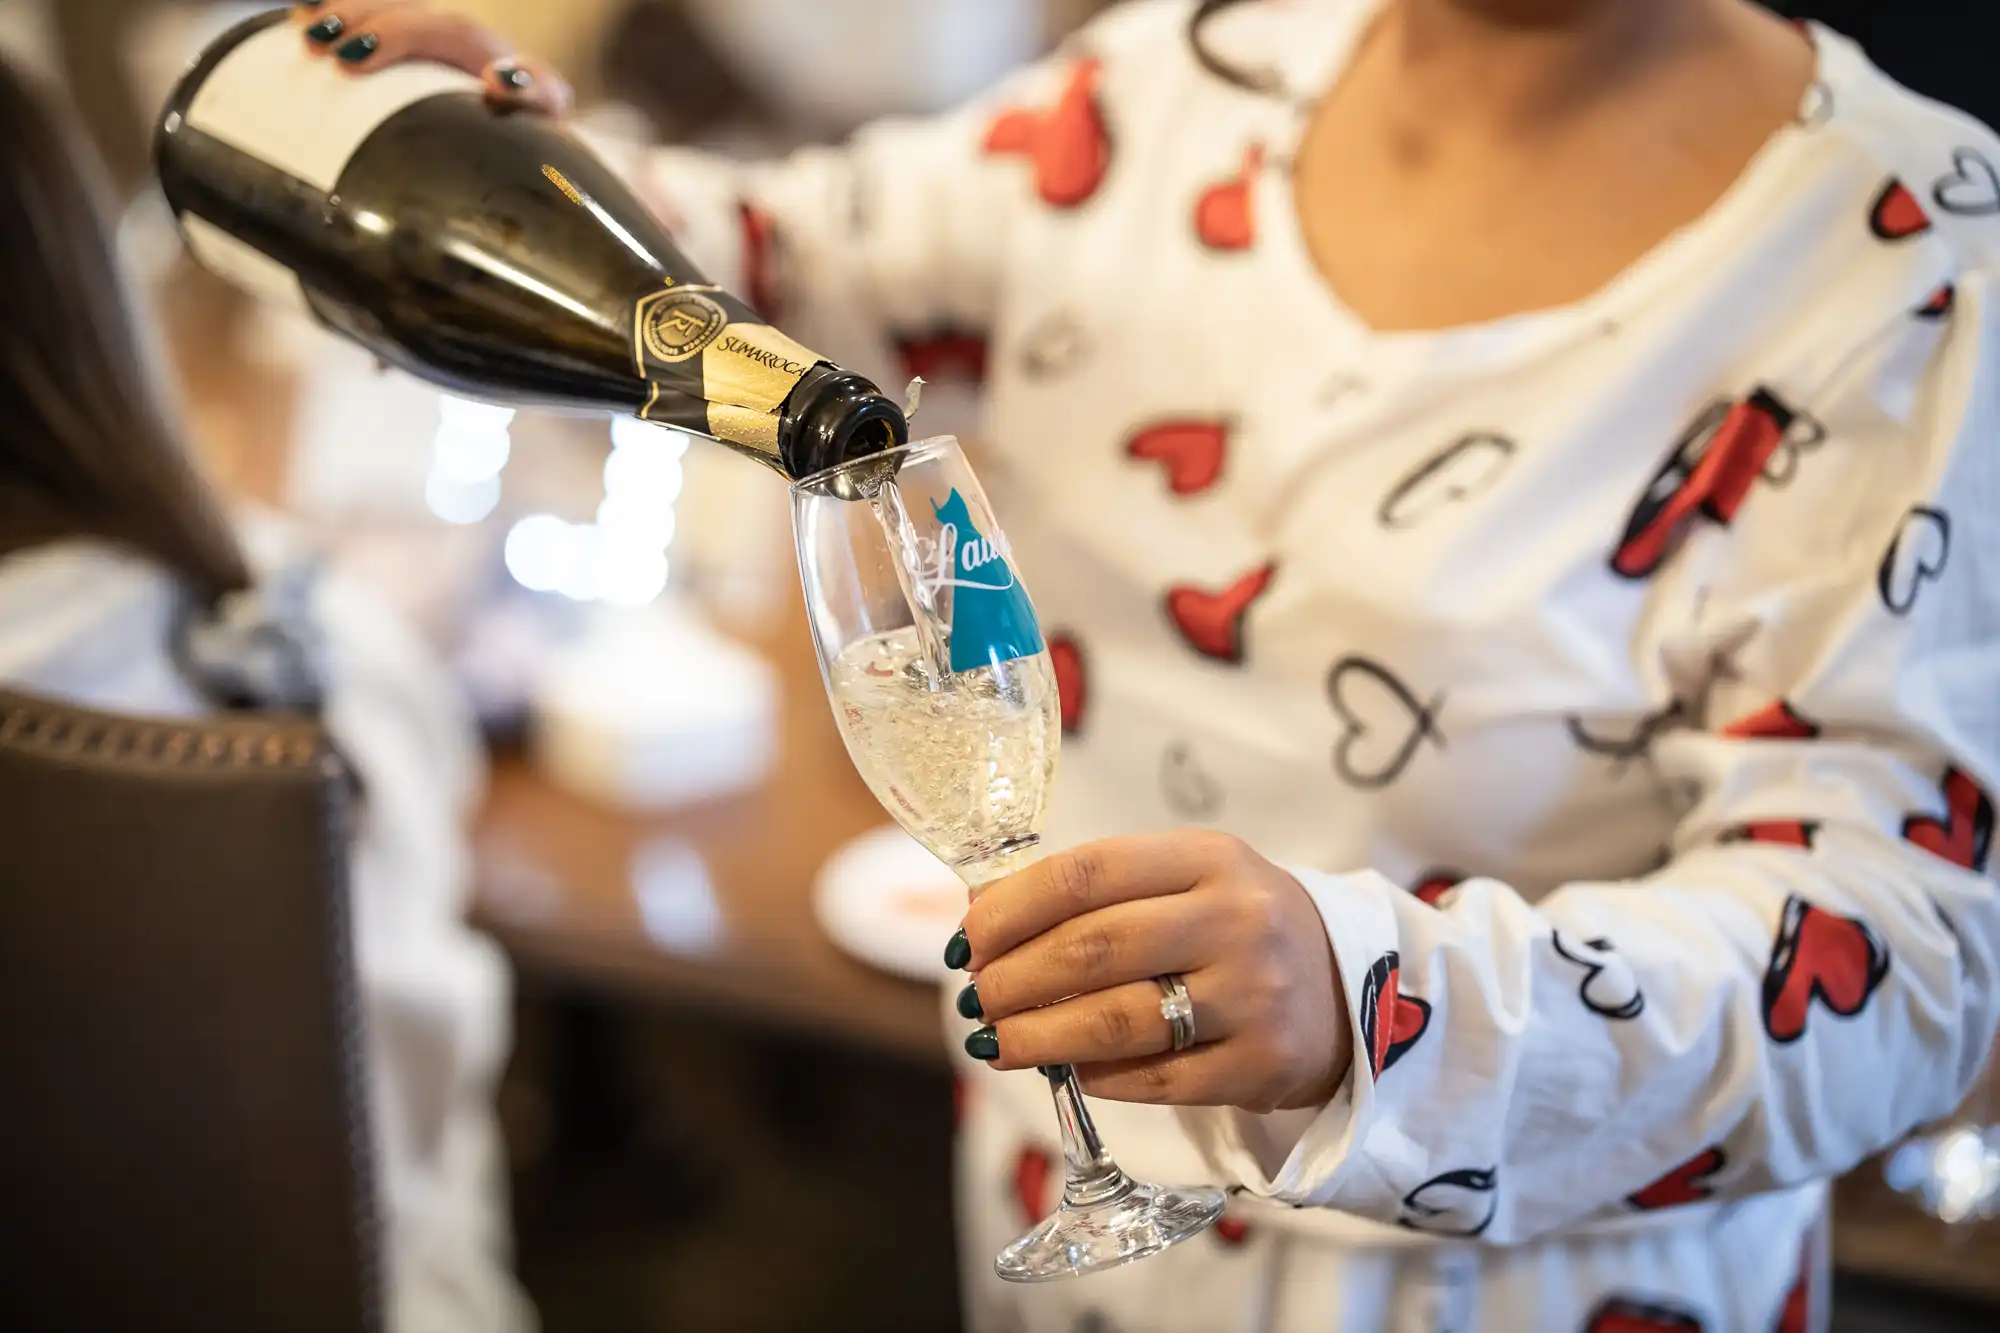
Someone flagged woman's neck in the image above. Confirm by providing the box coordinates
[1382,0,1729,130]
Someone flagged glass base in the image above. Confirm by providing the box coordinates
[993,1171,1228,1283]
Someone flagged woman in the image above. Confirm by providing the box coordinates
[0,55,531,1333]
[313,1,2000,1328]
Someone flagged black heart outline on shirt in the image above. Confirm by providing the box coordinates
[1932,147,2000,217]
[1397,1166,1498,1238]
[1754,391,1826,487]
[1319,371,1370,405]
[1326,656,1446,790]
[1552,932,1646,1020]
[1564,700,1690,776]
[1018,309,1091,379]
[1161,741,1224,819]
[1877,506,1950,617]
[1796,80,1835,130]
[1377,433,1517,530]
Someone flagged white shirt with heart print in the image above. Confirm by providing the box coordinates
[605,4,2000,1330]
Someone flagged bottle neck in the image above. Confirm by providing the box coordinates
[780,364,909,480]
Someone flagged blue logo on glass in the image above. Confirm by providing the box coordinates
[931,488,1044,673]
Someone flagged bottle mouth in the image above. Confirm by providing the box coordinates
[789,435,961,500]
[779,364,909,482]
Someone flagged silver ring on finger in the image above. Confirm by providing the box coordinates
[1157,973,1196,1052]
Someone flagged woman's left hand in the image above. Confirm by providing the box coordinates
[956,832,1351,1113]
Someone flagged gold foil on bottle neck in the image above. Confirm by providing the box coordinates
[704,403,784,466]
[701,323,819,414]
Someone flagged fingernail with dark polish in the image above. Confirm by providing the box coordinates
[964,1026,998,1061]
[304,16,343,43]
[944,928,971,970]
[335,33,380,63]
[956,981,982,1021]
[495,63,534,92]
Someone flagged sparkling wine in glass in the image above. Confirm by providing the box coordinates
[791,436,1226,1281]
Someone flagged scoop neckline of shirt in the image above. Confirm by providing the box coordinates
[1254,4,1845,369]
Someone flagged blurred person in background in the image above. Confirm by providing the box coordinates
[0,54,532,1333]
[313,1,1999,1330]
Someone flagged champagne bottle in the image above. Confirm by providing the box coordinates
[154,10,906,480]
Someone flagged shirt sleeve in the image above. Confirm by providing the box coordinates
[1192,265,2000,1245]
[581,26,1117,375]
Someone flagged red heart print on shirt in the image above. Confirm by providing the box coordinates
[983,59,1112,209]
[1720,821,1820,850]
[1720,700,1819,741]
[1627,1145,1726,1210]
[1358,952,1431,1078]
[1774,1237,1812,1333]
[1582,1297,1706,1333]
[1166,563,1276,663]
[894,329,990,385]
[1126,419,1229,495]
[1918,284,1956,319]
[1047,635,1087,736]
[738,201,783,321]
[1013,1145,1053,1225]
[1412,871,1464,908]
[1761,897,1890,1044]
[1869,178,1933,240]
[1195,144,1264,250]
[1902,767,1995,872]
[1611,388,1819,580]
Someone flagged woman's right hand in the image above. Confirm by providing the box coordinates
[289,1,575,117]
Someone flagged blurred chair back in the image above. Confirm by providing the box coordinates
[0,689,380,1333]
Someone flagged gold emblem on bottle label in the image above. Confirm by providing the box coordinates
[635,287,730,366]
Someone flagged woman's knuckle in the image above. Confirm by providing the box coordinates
[974,966,1008,1015]
[1183,829,1236,868]
[1086,1002,1134,1051]
[1063,925,1115,976]
[1050,849,1105,909]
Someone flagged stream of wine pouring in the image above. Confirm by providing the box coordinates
[865,377,953,691]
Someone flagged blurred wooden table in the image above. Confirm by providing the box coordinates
[470,621,949,1066]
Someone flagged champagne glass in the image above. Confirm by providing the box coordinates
[791,436,1227,1281]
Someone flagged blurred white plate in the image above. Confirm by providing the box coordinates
[814,825,965,982]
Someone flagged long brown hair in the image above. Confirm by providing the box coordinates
[0,54,250,603]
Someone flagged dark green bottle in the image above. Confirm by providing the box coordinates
[156,10,906,480]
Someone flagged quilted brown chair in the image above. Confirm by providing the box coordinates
[0,689,380,1333]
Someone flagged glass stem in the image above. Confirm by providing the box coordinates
[1044,1064,1131,1208]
